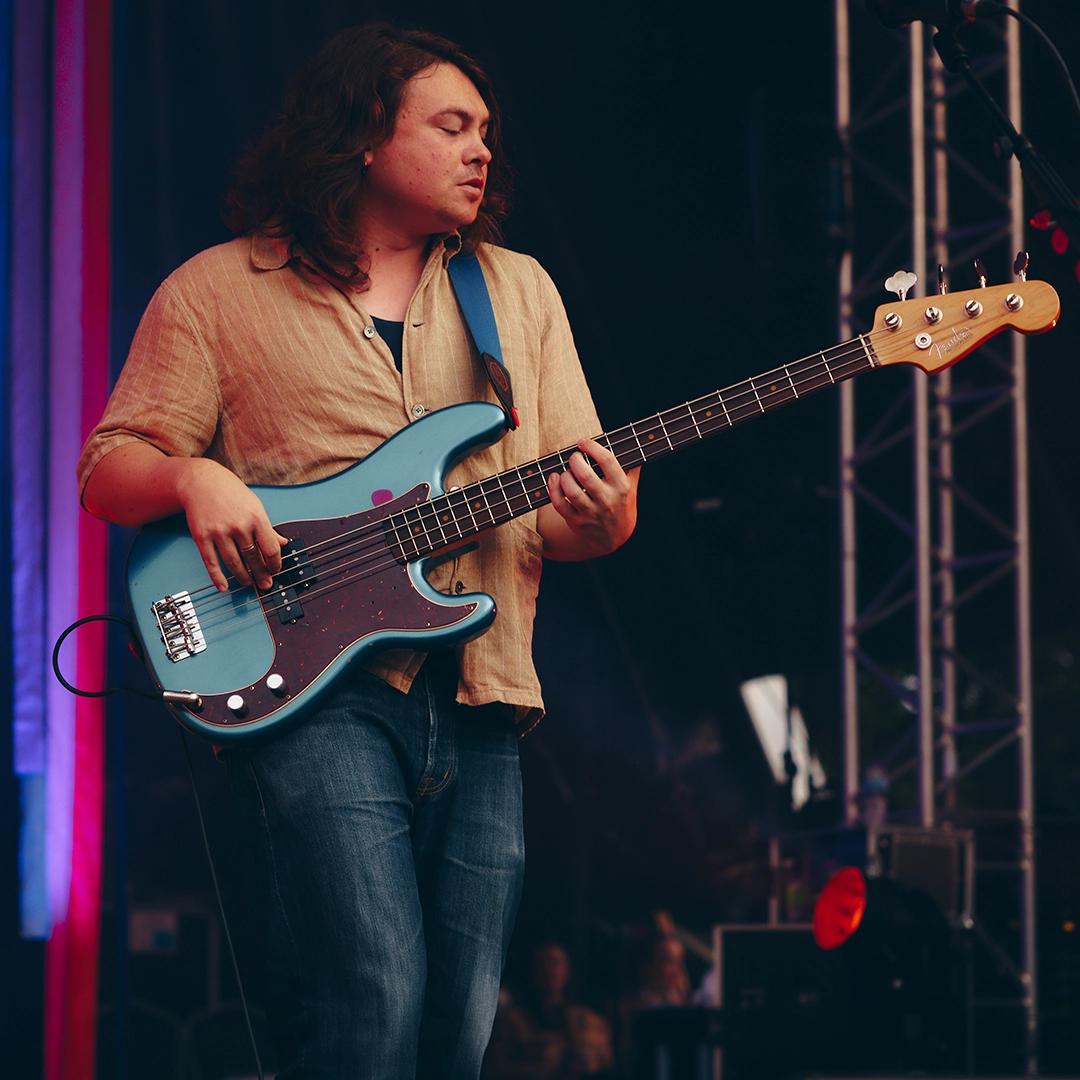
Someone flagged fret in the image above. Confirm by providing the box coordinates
[390,514,418,561]
[727,385,763,426]
[479,475,512,525]
[629,421,647,465]
[434,498,464,545]
[465,483,497,529]
[753,371,798,412]
[453,486,481,534]
[686,401,703,441]
[423,499,452,547]
[515,462,545,512]
[751,379,765,413]
[785,364,798,398]
[662,403,695,449]
[401,506,431,557]
[538,451,564,487]
[822,351,835,383]
[638,415,665,460]
[507,466,530,515]
[656,412,675,452]
[694,394,728,435]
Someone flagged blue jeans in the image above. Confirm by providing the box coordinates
[225,652,525,1079]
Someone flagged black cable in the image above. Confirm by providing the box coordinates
[54,614,264,1076]
[177,727,265,1080]
[994,3,1080,131]
[51,614,159,700]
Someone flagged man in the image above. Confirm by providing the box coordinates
[485,941,615,1079]
[78,23,638,1079]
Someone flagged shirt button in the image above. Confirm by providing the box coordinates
[363,325,376,339]
[411,403,426,417]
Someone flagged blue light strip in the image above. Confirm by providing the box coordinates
[10,0,50,938]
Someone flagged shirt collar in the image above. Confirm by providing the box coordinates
[249,229,464,274]
[249,231,294,271]
[441,231,463,263]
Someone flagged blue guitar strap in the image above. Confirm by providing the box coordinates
[448,250,519,430]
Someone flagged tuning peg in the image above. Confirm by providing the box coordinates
[973,258,988,288]
[1013,250,1029,282]
[885,269,918,301]
[937,264,948,295]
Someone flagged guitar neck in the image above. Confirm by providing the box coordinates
[389,334,879,559]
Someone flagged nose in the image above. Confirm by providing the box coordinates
[466,136,492,167]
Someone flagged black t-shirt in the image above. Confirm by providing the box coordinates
[372,316,405,373]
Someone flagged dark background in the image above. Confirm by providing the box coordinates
[17,0,1080,1075]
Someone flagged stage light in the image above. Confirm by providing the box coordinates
[812,866,867,950]
[810,864,952,973]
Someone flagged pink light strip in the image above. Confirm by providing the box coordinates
[44,0,110,1075]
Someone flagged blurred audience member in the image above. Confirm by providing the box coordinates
[617,933,692,1071]
[485,941,616,1079]
[624,933,690,1010]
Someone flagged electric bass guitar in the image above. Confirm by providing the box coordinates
[127,278,1059,742]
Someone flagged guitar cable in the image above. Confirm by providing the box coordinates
[52,613,266,1080]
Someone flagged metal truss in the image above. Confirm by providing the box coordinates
[835,1,1036,1071]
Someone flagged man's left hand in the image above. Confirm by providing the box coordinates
[538,437,640,561]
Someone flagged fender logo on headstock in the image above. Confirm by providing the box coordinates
[931,324,972,364]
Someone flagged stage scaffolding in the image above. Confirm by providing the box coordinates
[834,1,1036,1071]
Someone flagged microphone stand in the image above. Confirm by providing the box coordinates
[932,25,1080,241]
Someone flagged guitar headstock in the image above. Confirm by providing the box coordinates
[870,280,1060,373]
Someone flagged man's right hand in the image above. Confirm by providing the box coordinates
[82,442,288,593]
[174,458,289,592]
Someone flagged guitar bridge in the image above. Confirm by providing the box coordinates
[151,592,207,662]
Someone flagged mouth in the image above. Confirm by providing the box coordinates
[461,178,485,191]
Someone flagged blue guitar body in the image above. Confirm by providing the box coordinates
[127,402,508,743]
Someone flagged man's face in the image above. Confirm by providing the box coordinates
[532,944,570,994]
[363,62,491,239]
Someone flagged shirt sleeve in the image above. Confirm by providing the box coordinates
[531,259,604,456]
[76,279,222,503]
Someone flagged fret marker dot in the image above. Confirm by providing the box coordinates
[706,410,713,418]
[441,514,449,524]
[412,526,421,535]
[770,383,778,393]
[647,433,656,441]
[473,501,482,511]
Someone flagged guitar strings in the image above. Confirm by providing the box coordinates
[179,327,895,621]
[186,337,880,625]
[189,327,931,632]
[190,332,923,635]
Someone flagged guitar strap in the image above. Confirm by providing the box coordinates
[448,250,519,430]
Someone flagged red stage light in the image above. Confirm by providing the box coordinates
[812,867,867,950]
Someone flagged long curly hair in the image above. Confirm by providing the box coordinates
[226,24,510,289]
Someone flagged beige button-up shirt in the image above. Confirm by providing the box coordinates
[77,232,602,724]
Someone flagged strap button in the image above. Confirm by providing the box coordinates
[411,403,426,417]
[363,325,376,339]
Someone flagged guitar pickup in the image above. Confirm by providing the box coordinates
[275,585,304,625]
[277,542,315,590]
